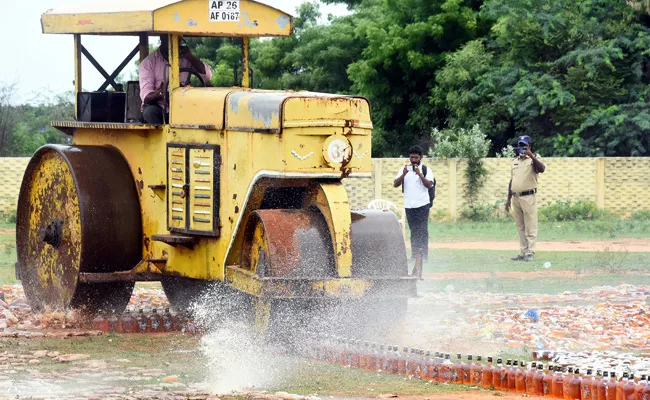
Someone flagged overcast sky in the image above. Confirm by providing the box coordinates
[0,0,348,103]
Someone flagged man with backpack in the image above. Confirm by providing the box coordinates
[393,145,435,263]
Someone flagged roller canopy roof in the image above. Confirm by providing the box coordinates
[41,0,293,37]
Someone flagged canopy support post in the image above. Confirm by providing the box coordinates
[242,37,250,88]
[74,34,82,119]
[169,34,181,121]
[139,33,149,62]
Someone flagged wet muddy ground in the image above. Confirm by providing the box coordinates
[1,282,648,399]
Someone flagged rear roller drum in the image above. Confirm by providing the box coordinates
[16,145,142,314]
[346,210,411,338]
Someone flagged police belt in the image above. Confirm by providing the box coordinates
[513,188,537,197]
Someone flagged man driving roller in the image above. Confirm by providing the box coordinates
[139,35,213,124]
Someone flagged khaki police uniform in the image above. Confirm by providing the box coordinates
[511,154,542,256]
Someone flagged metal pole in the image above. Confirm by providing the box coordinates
[242,37,250,88]
[74,34,82,120]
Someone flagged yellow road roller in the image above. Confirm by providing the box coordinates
[16,0,418,336]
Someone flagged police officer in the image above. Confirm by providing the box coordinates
[505,136,545,261]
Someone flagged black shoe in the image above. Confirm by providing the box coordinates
[524,254,535,262]
[511,254,525,261]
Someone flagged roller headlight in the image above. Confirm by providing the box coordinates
[322,134,352,168]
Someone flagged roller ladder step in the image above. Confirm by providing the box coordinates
[151,234,197,249]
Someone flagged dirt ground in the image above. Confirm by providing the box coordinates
[429,238,650,252]
[423,269,650,279]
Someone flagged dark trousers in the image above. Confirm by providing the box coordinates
[142,104,168,124]
[405,204,430,261]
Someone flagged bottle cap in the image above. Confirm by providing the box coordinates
[506,359,512,365]
[641,374,647,380]
[611,371,616,378]
[586,369,592,375]
[603,371,609,378]
[623,372,629,378]
[574,368,580,375]
[403,347,409,352]
[521,361,526,367]
[538,364,543,370]
[487,357,493,362]
[457,353,462,359]
[445,354,450,359]
[513,360,519,366]
[596,370,602,377]
[477,356,482,361]
[496,358,502,363]
[531,362,537,368]
[567,366,574,373]
[425,351,431,357]
[468,355,473,361]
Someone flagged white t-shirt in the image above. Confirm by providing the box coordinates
[395,164,434,209]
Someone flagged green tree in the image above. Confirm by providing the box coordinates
[437,0,650,156]
[347,0,488,156]
[0,83,20,156]
[4,92,73,156]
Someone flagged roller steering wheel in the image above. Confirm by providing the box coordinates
[180,67,207,87]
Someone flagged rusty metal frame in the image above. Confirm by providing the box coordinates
[225,265,418,300]
[241,37,250,88]
[50,121,160,135]
[224,94,372,134]
[78,258,168,283]
[80,43,140,92]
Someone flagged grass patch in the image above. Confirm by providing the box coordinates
[0,232,17,285]
[419,274,650,294]
[0,220,14,230]
[265,357,473,397]
[0,335,474,397]
[0,335,207,382]
[429,219,650,242]
[421,248,650,294]
[425,249,650,273]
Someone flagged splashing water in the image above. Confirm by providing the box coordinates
[190,284,289,394]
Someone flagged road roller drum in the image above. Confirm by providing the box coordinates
[16,145,142,313]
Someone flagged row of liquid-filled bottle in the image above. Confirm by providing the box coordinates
[92,308,201,334]
[309,338,650,399]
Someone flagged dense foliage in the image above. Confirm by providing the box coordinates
[0,87,71,157]
[187,0,650,157]
[3,0,650,157]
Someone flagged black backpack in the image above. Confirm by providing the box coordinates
[402,165,436,207]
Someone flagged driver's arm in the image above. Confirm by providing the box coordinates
[180,49,213,80]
